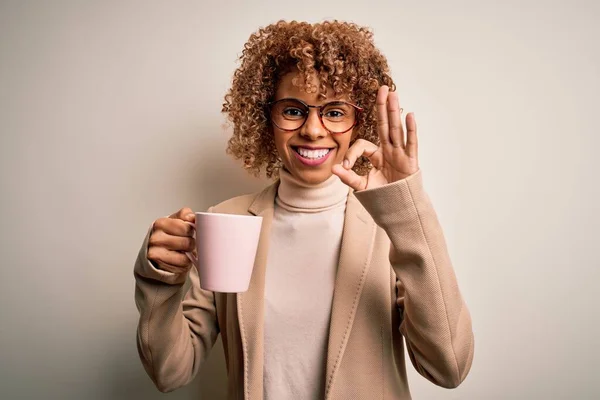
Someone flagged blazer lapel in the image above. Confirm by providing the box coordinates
[325,191,378,399]
[237,181,278,400]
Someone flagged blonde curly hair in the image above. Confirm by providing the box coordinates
[222,20,395,178]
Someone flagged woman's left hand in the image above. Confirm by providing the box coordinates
[332,85,419,191]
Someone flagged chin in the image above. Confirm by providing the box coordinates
[291,167,334,185]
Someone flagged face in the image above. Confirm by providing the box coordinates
[271,71,356,185]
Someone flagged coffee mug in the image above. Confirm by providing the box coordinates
[186,212,263,293]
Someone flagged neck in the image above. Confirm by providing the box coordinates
[276,168,349,213]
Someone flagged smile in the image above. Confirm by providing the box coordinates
[291,146,334,166]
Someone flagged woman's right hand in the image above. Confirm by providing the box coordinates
[148,207,196,274]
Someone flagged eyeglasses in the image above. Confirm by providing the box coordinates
[268,98,363,134]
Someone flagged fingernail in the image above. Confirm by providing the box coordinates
[343,160,350,169]
[185,213,194,220]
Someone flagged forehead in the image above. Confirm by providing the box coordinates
[274,71,349,104]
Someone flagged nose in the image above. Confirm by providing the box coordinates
[300,108,327,140]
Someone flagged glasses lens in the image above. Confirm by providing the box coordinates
[322,102,356,133]
[271,99,308,131]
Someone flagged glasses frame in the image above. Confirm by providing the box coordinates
[267,97,364,135]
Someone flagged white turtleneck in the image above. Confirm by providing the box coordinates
[263,168,350,400]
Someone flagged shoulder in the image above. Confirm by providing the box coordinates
[211,192,259,213]
[210,181,279,214]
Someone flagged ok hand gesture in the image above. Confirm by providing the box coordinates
[332,85,419,190]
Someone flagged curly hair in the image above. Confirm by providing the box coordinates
[222,20,395,178]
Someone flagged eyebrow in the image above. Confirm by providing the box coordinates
[274,97,351,106]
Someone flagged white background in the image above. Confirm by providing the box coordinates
[1,1,599,399]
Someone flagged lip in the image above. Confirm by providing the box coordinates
[291,146,335,167]
[293,145,332,150]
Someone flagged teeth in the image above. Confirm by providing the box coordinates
[297,148,330,159]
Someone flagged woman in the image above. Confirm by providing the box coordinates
[134,20,474,399]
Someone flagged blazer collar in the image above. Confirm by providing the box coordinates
[237,180,278,399]
[248,180,279,217]
[324,191,377,399]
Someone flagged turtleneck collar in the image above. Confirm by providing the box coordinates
[276,167,350,213]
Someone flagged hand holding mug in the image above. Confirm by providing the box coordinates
[148,207,196,275]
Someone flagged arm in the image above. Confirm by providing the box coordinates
[134,223,220,392]
[355,170,474,388]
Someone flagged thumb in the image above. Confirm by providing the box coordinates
[183,212,195,223]
[170,207,194,221]
[332,164,366,191]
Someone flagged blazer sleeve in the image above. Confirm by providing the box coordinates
[133,212,220,392]
[354,170,474,388]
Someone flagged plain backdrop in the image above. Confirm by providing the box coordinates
[1,1,599,399]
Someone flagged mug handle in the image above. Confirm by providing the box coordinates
[184,220,197,266]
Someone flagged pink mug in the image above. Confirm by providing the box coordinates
[187,212,263,293]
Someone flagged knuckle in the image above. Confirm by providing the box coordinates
[149,230,165,246]
[153,217,166,230]
[147,246,159,261]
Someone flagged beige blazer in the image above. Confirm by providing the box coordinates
[134,170,474,399]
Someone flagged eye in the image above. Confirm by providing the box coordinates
[322,102,353,120]
[324,109,345,119]
[282,107,305,119]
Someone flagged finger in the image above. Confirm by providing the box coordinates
[376,85,391,146]
[149,230,195,252]
[387,91,404,148]
[147,246,191,268]
[153,217,195,237]
[343,139,383,169]
[332,163,368,191]
[154,260,190,274]
[184,251,197,266]
[405,112,418,157]
[170,207,195,223]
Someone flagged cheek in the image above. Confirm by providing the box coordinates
[335,146,348,162]
[334,134,353,160]
[273,131,290,159]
